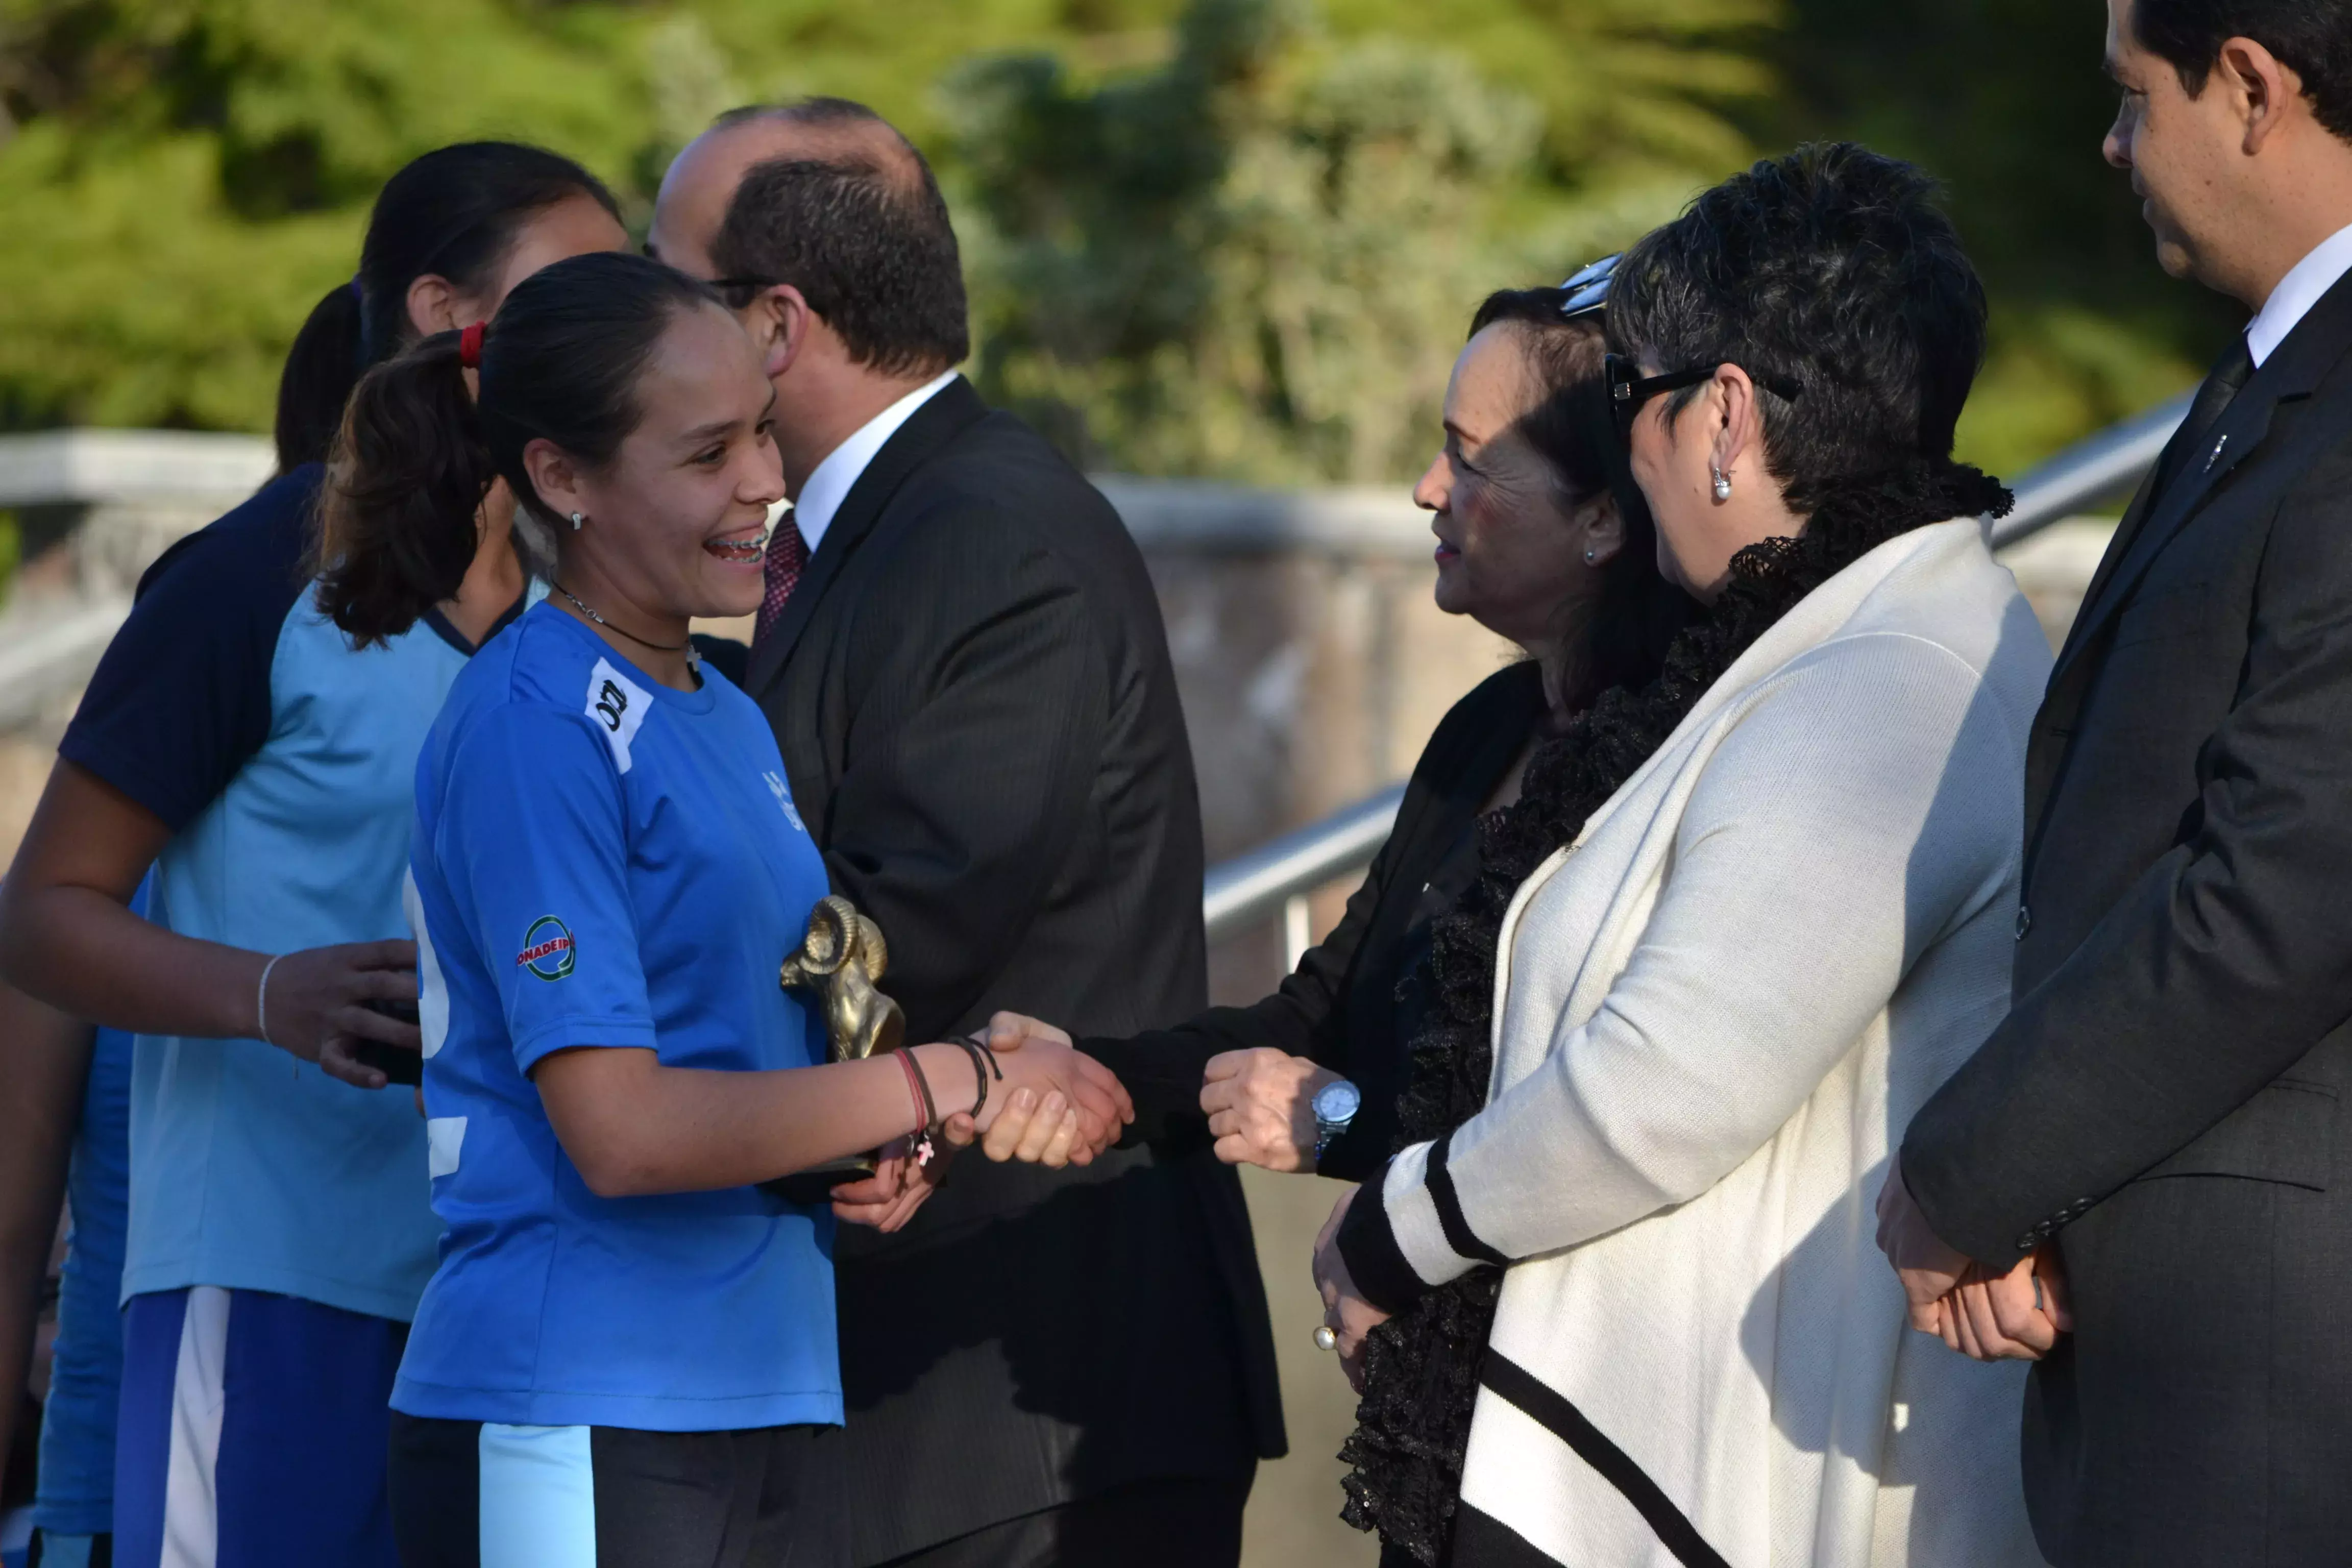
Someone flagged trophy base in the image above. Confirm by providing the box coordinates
[761,1155,879,1208]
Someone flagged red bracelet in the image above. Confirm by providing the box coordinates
[894,1050,934,1137]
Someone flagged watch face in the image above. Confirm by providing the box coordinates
[1315,1080,1362,1123]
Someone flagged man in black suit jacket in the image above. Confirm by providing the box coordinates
[648,99,1282,1566]
[1879,4,2352,1563]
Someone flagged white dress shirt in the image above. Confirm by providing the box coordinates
[2247,221,2352,367]
[787,370,960,554]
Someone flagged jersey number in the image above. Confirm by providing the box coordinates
[595,679,627,731]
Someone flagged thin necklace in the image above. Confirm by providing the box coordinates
[552,581,698,670]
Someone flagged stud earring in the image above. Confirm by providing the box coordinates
[1584,547,1597,564]
[569,511,585,532]
[1711,465,1732,503]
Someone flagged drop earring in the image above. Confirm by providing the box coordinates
[569,511,585,532]
[1711,465,1732,503]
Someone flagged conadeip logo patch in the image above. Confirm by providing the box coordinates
[516,916,577,981]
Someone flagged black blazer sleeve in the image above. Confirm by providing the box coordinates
[1082,822,1403,1144]
[1904,440,2352,1263]
[1081,663,1539,1153]
[821,498,1108,1044]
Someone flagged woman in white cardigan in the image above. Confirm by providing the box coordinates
[1316,145,2056,1567]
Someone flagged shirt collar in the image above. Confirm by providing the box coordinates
[788,371,960,554]
[2247,222,2352,368]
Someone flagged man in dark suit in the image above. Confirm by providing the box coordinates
[648,99,1282,1567]
[1877,3,2352,1563]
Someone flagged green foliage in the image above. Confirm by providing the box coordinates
[0,0,655,428]
[949,2,1525,481]
[949,0,1773,481]
[0,0,1150,431]
[1762,0,2231,481]
[0,0,2230,485]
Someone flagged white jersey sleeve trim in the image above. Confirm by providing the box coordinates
[584,658,651,775]
[404,868,449,1060]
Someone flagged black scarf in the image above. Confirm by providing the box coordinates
[1337,455,2013,1565]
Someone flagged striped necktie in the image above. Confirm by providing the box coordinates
[753,517,808,647]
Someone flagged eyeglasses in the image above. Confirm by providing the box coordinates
[1603,352,1805,443]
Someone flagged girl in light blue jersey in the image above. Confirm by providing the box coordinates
[0,144,627,1568]
[320,251,1126,1568]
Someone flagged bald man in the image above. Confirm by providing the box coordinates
[650,100,1282,1568]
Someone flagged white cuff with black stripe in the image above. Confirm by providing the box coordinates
[1336,1133,1509,1313]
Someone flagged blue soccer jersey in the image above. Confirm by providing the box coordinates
[394,603,842,1432]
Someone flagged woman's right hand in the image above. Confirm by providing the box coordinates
[257,939,422,1090]
[1199,1048,1340,1172]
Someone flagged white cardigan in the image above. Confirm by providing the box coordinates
[1338,521,2054,1567]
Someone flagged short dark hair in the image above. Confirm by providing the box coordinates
[2134,0,2352,141]
[1607,142,1988,500]
[707,99,969,377]
[319,252,715,644]
[275,142,620,473]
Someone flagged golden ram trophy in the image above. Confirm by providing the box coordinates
[763,895,909,1206]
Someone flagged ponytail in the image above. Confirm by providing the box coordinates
[275,282,364,474]
[316,330,495,646]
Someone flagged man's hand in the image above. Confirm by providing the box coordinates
[1200,1049,1339,1172]
[1943,1244,2073,1361]
[1311,1185,1391,1393]
[1876,1152,1973,1336]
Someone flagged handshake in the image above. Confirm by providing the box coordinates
[827,1012,1133,1232]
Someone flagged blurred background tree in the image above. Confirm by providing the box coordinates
[0,0,2235,481]
[946,0,1770,482]
[1763,0,2231,475]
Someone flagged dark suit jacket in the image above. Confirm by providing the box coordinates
[743,377,1282,1563]
[1086,662,1544,1178]
[1903,274,2352,1567]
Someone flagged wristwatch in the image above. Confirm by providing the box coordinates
[1311,1079,1362,1166]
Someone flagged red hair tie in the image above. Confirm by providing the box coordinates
[458,321,486,369]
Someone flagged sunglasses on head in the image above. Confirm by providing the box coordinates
[1602,353,1805,444]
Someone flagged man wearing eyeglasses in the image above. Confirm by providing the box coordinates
[647,98,1281,1568]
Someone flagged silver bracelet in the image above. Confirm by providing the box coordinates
[256,952,285,1048]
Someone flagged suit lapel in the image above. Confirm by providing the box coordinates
[2023,268,2352,869]
[745,377,991,697]
[2049,387,2276,683]
[2054,462,2167,671]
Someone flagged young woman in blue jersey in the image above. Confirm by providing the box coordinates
[0,143,628,1568]
[315,250,1126,1567]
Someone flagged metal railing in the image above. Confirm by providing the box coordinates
[1203,391,2193,955]
[1202,784,1406,957]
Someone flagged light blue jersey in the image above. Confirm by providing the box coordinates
[394,603,841,1432]
[58,467,528,1323]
